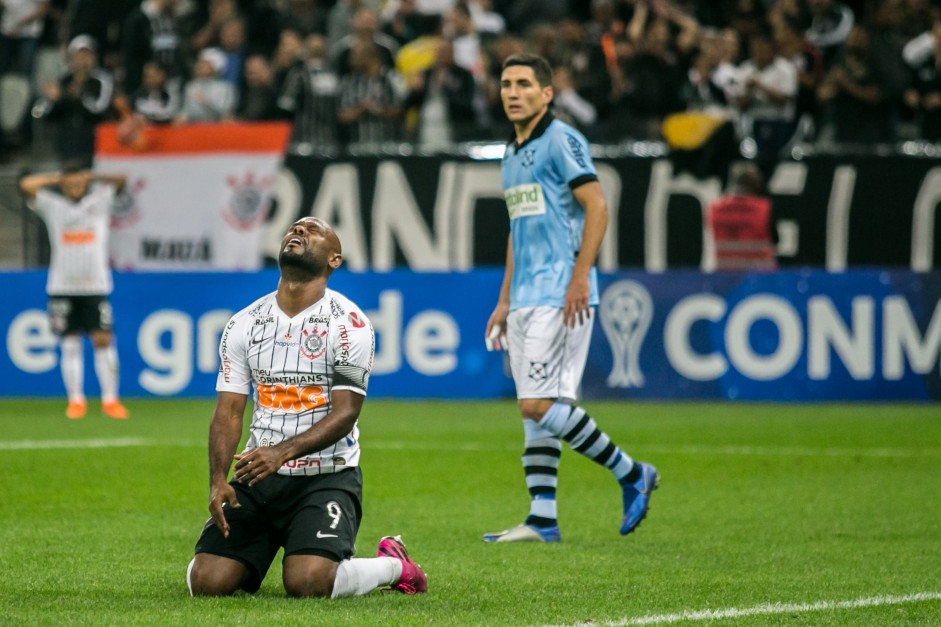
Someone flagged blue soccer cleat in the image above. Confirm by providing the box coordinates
[482,523,561,543]
[620,462,659,535]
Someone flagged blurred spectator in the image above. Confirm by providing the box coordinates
[393,13,442,87]
[122,0,188,95]
[549,19,610,121]
[904,17,941,140]
[278,33,339,152]
[446,2,484,78]
[178,46,235,123]
[706,161,778,271]
[0,0,49,76]
[128,59,180,123]
[902,0,940,39]
[551,64,597,133]
[479,31,523,136]
[326,0,367,51]
[237,54,279,120]
[468,0,504,35]
[620,16,688,140]
[606,37,644,140]
[279,0,329,37]
[804,0,855,67]
[190,0,240,53]
[383,0,423,46]
[271,28,306,87]
[727,0,767,39]
[772,14,824,140]
[732,27,798,175]
[217,15,248,89]
[331,6,399,75]
[497,0,572,34]
[337,43,404,146]
[64,0,136,71]
[682,30,732,114]
[712,27,747,100]
[403,37,477,149]
[817,24,894,144]
[33,35,114,166]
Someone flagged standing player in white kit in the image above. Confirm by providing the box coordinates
[20,163,129,420]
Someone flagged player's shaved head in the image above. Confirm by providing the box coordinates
[318,218,342,256]
[279,217,343,280]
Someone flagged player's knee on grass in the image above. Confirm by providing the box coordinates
[282,555,338,598]
[189,554,249,596]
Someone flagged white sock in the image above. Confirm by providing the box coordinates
[330,557,401,598]
[60,336,84,402]
[94,344,120,403]
[186,558,196,596]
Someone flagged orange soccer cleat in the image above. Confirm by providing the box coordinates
[66,400,87,419]
[102,400,129,420]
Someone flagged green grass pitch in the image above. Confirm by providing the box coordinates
[2,398,940,626]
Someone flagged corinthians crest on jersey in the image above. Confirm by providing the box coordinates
[301,326,328,360]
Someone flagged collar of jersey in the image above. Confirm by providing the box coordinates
[508,111,555,152]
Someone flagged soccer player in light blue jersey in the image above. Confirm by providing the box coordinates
[483,53,658,543]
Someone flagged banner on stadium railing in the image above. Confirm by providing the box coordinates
[2,270,939,400]
[95,122,291,270]
[88,144,941,272]
[268,153,941,271]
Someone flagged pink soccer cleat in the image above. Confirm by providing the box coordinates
[377,535,427,594]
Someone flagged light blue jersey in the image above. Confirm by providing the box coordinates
[501,112,600,310]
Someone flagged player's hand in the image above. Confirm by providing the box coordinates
[208,481,240,538]
[233,447,283,486]
[485,303,509,351]
[564,275,591,328]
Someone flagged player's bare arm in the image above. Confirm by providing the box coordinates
[485,235,513,351]
[565,181,609,328]
[19,172,63,201]
[233,389,365,486]
[207,391,248,538]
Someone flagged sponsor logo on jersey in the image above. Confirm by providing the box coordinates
[300,328,328,360]
[275,331,298,348]
[336,324,351,364]
[505,183,546,220]
[309,315,329,325]
[252,371,328,385]
[254,316,274,325]
[566,133,588,168]
[61,230,96,245]
[330,298,345,319]
[349,311,366,328]
[257,383,327,412]
[283,458,322,469]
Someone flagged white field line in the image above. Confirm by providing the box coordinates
[543,592,941,627]
[0,437,200,451]
[1,438,940,458]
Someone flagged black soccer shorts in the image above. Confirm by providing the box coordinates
[48,295,113,335]
[194,467,363,593]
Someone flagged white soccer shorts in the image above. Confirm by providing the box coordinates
[506,305,594,402]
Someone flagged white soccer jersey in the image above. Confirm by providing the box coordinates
[35,183,117,296]
[216,288,375,476]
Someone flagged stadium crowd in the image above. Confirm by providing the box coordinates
[2,0,941,164]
